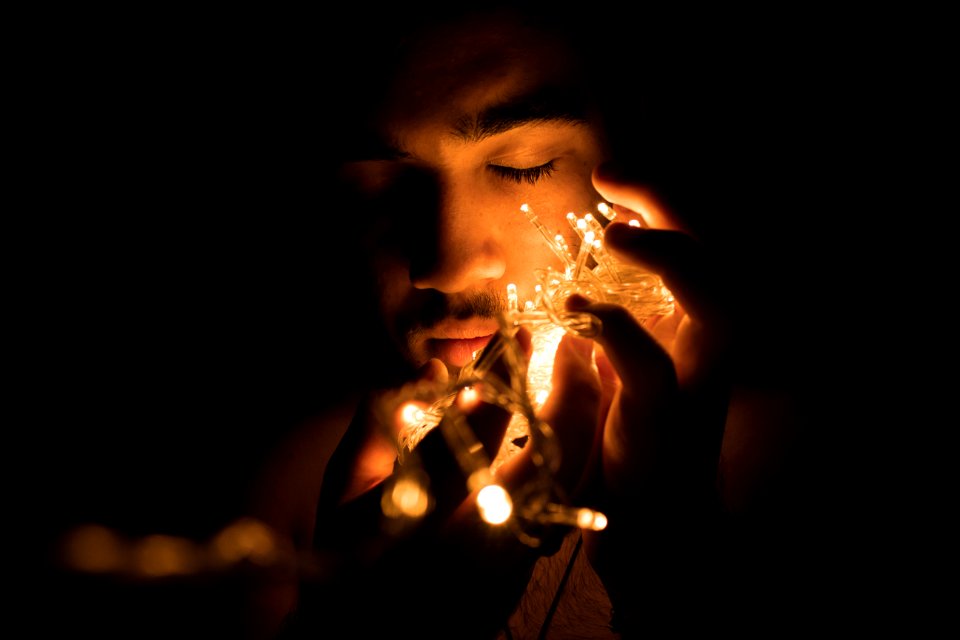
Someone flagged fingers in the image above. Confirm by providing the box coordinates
[593,163,686,232]
[566,294,675,396]
[605,223,725,328]
[538,334,603,494]
[592,162,726,330]
[418,357,449,386]
[563,294,679,497]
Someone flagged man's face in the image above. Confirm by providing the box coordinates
[341,13,607,377]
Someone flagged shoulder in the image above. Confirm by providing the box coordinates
[247,398,359,549]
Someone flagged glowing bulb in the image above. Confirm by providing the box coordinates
[60,524,126,573]
[382,475,431,518]
[572,230,595,280]
[458,385,480,409]
[476,484,513,525]
[527,324,564,409]
[400,402,426,427]
[596,202,615,221]
[507,283,519,311]
[576,508,608,531]
[133,535,198,577]
[212,518,277,566]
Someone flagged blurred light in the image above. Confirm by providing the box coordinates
[133,535,198,577]
[211,517,277,566]
[60,524,126,573]
[576,508,608,531]
[399,401,426,427]
[477,484,512,525]
[382,474,430,518]
[457,385,480,410]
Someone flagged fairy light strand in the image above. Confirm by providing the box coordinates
[391,201,675,545]
[58,200,677,584]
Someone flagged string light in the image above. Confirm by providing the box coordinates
[57,517,293,580]
[391,202,674,546]
[57,201,677,583]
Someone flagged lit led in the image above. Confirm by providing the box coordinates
[212,517,277,566]
[576,508,608,531]
[534,389,549,407]
[572,230,595,280]
[399,402,426,427]
[382,474,431,519]
[596,202,615,221]
[476,484,513,525]
[458,385,480,409]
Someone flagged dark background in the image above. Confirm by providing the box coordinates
[16,5,917,637]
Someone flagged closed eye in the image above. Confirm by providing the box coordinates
[487,160,556,185]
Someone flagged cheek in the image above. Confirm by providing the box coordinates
[372,259,409,314]
[517,175,604,251]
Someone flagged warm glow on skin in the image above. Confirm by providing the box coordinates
[344,17,606,377]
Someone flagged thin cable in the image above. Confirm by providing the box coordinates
[537,530,583,640]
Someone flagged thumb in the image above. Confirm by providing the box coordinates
[592,162,687,233]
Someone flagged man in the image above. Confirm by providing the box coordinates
[243,6,787,639]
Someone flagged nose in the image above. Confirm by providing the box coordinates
[410,188,506,293]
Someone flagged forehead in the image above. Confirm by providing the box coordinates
[380,13,587,131]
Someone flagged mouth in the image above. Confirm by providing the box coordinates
[423,321,499,369]
[428,334,495,369]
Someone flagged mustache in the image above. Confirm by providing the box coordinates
[411,289,507,331]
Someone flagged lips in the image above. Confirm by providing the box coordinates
[428,334,495,368]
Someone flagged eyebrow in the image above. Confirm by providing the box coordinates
[451,87,589,143]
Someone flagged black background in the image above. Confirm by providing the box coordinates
[16,5,924,637]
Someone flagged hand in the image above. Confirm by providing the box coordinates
[533,163,733,630]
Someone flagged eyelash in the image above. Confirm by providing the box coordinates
[488,160,556,185]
